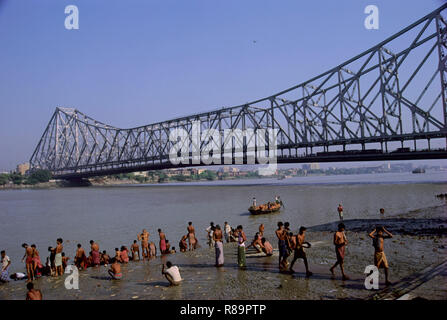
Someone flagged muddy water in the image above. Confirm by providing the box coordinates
[0,172,446,299]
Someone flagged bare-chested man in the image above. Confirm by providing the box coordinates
[21,243,34,282]
[131,240,140,261]
[213,225,224,267]
[137,229,150,259]
[246,232,263,253]
[114,248,122,263]
[275,222,289,272]
[369,226,393,286]
[290,227,312,277]
[187,222,196,251]
[90,240,100,266]
[330,223,349,280]
[101,250,110,265]
[108,258,122,280]
[259,224,265,237]
[26,282,42,300]
[75,244,87,270]
[55,238,64,276]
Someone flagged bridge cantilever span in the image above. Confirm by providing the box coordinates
[30,5,447,180]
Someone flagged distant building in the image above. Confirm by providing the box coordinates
[133,171,148,177]
[16,163,30,175]
[310,163,320,170]
[302,163,320,170]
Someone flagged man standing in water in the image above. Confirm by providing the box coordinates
[131,240,140,261]
[213,225,224,267]
[289,227,312,277]
[90,240,100,266]
[337,204,344,221]
[137,229,150,259]
[55,238,64,276]
[275,222,289,272]
[187,222,196,251]
[369,226,393,286]
[236,225,247,269]
[158,229,167,254]
[330,223,349,280]
[26,282,42,300]
[21,243,34,282]
[75,244,87,270]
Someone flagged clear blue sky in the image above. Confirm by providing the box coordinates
[0,0,445,170]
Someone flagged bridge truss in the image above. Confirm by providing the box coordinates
[30,5,447,179]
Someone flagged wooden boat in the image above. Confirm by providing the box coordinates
[248,202,281,215]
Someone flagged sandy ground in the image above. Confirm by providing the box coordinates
[1,215,446,300]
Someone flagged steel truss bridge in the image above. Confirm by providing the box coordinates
[30,5,447,180]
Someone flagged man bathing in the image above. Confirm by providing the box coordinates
[246,232,263,253]
[179,235,188,252]
[108,258,122,280]
[289,227,312,277]
[369,226,393,286]
[330,223,349,280]
[131,240,140,261]
[26,282,42,300]
[137,229,150,259]
[22,243,34,282]
[90,240,100,266]
[75,244,87,270]
[261,238,273,256]
[187,222,196,251]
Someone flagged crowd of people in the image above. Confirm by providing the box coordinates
[0,204,394,300]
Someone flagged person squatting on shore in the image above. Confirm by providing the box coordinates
[162,261,182,286]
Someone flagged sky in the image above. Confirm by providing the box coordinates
[0,0,446,171]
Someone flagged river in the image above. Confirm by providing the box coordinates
[0,171,446,267]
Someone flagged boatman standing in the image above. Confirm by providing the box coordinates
[252,197,257,207]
